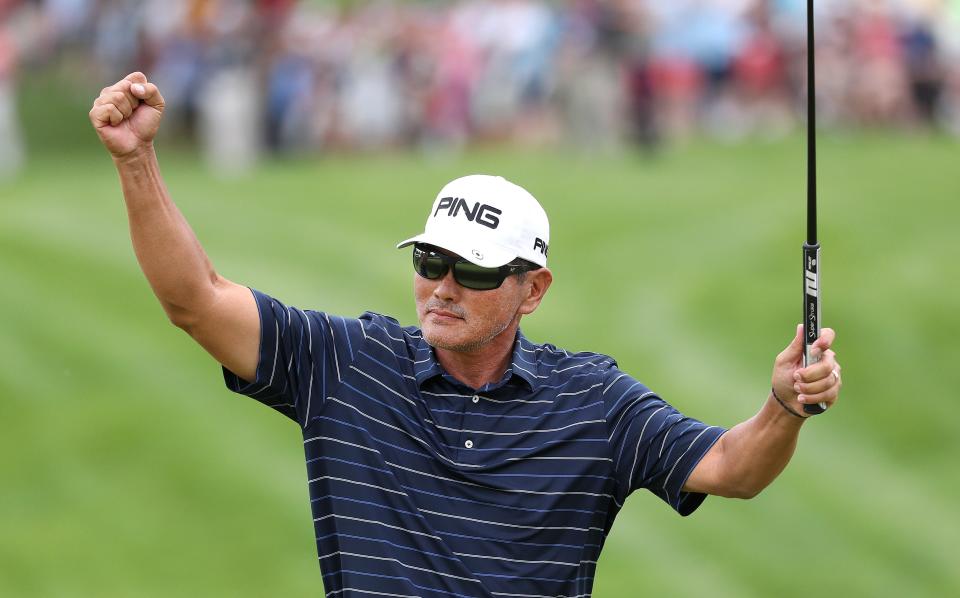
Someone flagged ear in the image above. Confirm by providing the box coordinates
[518,268,553,316]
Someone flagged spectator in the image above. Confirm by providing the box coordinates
[9,0,960,160]
[0,0,25,177]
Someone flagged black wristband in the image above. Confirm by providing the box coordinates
[771,387,809,419]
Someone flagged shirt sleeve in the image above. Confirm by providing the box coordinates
[603,365,726,516]
[222,288,367,427]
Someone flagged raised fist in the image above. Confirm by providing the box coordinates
[89,72,165,158]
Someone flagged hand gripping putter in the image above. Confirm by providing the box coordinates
[803,0,827,415]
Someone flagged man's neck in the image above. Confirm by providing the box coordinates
[433,323,519,390]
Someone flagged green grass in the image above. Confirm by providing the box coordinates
[1,132,958,597]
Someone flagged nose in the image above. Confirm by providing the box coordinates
[432,268,462,301]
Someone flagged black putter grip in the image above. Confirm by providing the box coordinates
[802,243,827,415]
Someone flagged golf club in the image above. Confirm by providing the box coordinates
[803,0,827,415]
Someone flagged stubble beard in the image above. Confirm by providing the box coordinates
[422,306,517,354]
[425,320,510,353]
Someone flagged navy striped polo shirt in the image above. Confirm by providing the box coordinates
[223,289,726,597]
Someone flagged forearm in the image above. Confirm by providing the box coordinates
[686,326,840,499]
[114,145,219,326]
[713,394,806,498]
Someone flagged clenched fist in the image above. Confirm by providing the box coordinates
[89,72,165,158]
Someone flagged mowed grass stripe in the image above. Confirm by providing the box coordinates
[0,242,319,596]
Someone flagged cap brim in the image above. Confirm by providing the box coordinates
[396,232,516,268]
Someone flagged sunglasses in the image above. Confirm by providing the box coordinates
[412,244,537,290]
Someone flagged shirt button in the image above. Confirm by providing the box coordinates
[464,440,474,449]
[472,395,480,404]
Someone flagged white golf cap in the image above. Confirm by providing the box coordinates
[396,175,550,268]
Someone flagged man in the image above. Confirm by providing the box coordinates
[90,73,842,597]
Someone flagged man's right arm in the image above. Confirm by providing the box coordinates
[90,72,259,381]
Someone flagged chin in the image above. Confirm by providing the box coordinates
[422,326,481,353]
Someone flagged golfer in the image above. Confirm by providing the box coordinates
[91,73,842,597]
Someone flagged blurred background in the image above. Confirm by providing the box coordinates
[3,0,960,167]
[1,0,958,597]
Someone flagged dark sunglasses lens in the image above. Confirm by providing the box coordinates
[454,262,504,290]
[413,245,512,290]
[413,248,448,279]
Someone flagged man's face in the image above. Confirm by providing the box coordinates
[414,253,535,353]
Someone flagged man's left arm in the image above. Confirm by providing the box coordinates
[683,325,842,499]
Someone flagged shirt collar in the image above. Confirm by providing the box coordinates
[413,329,539,392]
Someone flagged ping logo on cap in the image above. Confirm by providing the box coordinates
[433,197,502,230]
[533,237,548,256]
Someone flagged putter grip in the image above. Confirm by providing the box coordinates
[802,243,827,415]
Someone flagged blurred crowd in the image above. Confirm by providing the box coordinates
[2,0,959,170]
